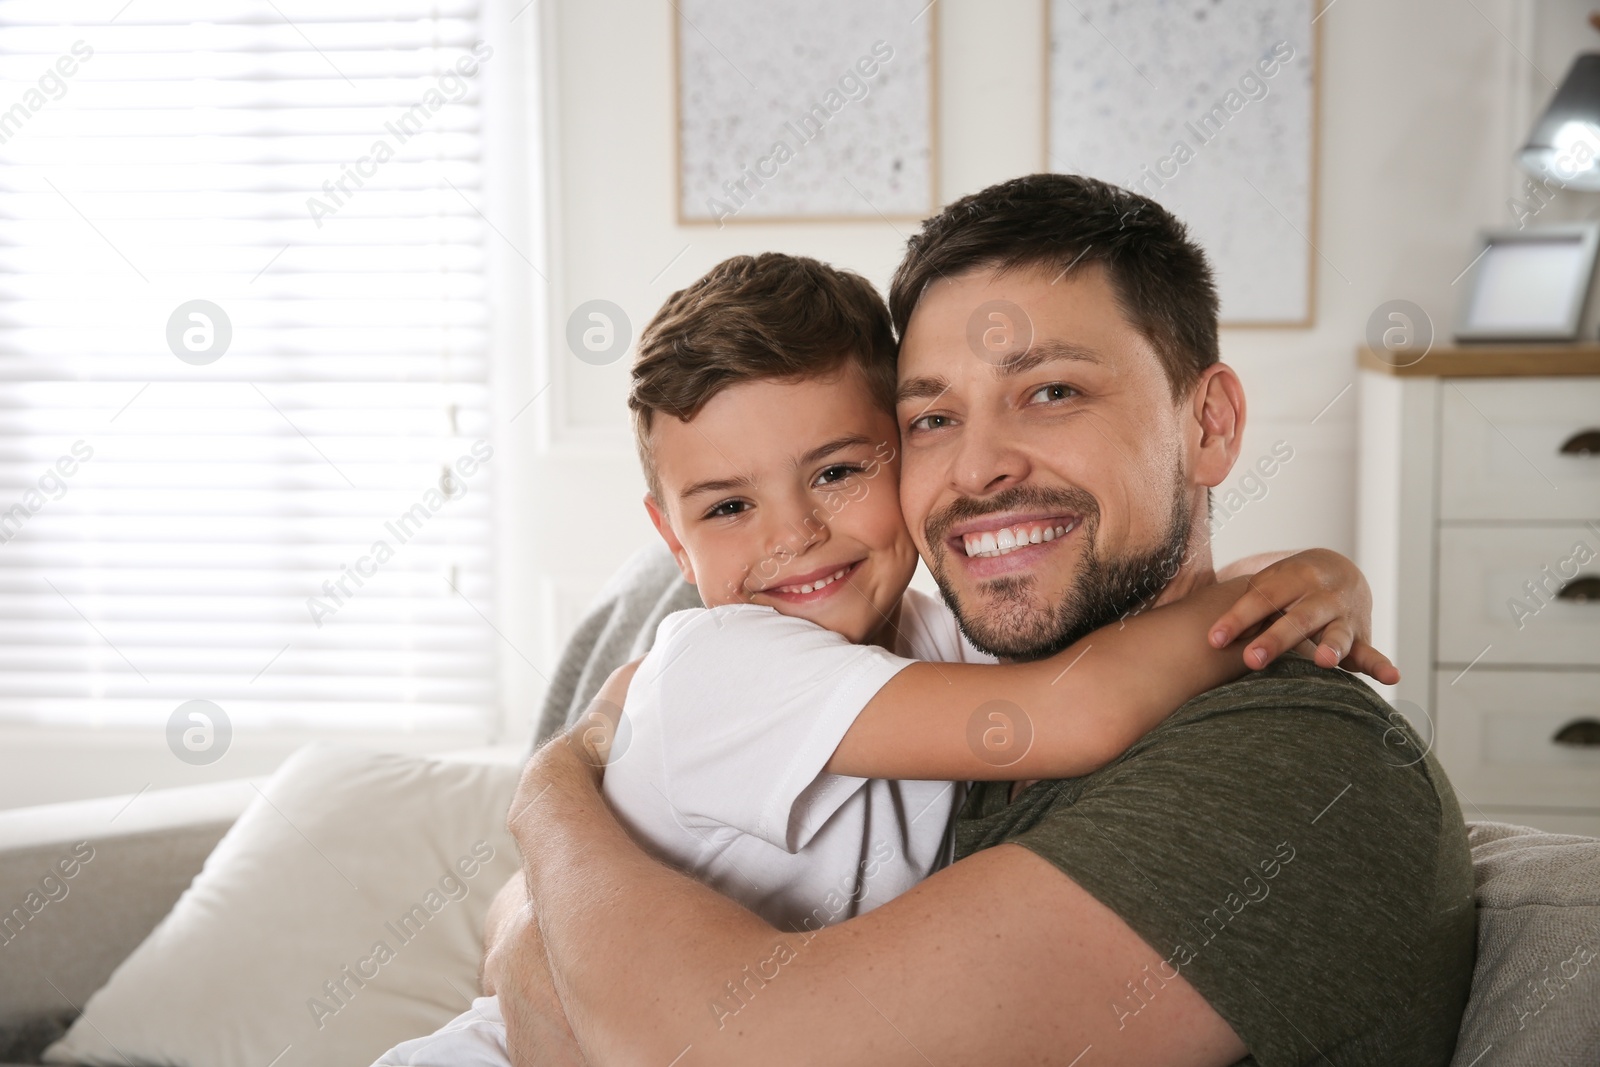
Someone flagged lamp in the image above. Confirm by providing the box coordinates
[1519,52,1600,191]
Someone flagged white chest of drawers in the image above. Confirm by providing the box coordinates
[1357,347,1600,836]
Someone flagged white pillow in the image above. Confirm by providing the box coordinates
[44,744,522,1067]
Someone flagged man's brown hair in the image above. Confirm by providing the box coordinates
[630,252,896,500]
[888,173,1220,400]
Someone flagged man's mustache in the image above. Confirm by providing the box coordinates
[923,485,1099,550]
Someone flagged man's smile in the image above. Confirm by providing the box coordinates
[941,512,1082,579]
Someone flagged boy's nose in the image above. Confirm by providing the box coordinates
[764,505,829,560]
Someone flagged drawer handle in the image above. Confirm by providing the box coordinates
[1553,719,1600,747]
[1558,429,1600,455]
[1556,576,1600,602]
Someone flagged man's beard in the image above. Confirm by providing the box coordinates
[925,473,1194,662]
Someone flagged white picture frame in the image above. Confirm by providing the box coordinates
[1044,0,1320,327]
[1454,223,1600,343]
[674,0,938,225]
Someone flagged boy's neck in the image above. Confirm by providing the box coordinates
[862,596,906,653]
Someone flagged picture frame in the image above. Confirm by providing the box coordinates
[673,0,938,225]
[1454,223,1600,343]
[1041,0,1321,327]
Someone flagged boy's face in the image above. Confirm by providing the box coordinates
[645,368,917,646]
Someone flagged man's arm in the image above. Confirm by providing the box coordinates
[507,738,1245,1067]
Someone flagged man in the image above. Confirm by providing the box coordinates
[489,174,1477,1066]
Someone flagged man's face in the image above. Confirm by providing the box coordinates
[895,263,1205,661]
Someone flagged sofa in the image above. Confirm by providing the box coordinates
[1,545,1596,1066]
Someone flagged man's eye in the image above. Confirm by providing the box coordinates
[814,464,862,487]
[909,413,951,433]
[1030,383,1077,403]
[705,499,748,519]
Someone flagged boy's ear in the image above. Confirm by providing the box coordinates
[643,492,697,586]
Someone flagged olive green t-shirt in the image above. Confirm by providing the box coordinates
[955,656,1476,1067]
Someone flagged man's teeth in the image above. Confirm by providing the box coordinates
[773,567,849,595]
[961,522,1076,558]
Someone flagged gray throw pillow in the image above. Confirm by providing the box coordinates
[1450,821,1600,1067]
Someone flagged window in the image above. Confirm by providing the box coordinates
[0,2,509,735]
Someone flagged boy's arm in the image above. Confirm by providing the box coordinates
[1209,548,1398,681]
[827,548,1399,783]
[1214,550,1292,582]
[825,577,1255,781]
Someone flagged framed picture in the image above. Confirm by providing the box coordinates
[1043,0,1320,326]
[1454,223,1600,343]
[674,0,937,225]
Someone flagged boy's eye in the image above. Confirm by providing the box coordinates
[705,499,749,519]
[814,463,863,487]
[908,413,952,433]
[1029,383,1078,404]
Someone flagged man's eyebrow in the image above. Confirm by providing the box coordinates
[678,473,754,501]
[797,434,874,467]
[896,375,951,405]
[995,338,1103,377]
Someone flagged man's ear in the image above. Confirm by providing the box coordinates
[643,492,697,586]
[1189,363,1246,490]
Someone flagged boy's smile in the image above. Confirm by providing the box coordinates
[644,367,918,648]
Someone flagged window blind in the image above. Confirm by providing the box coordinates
[0,1,500,732]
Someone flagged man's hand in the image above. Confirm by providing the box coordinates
[479,874,527,996]
[1208,548,1399,684]
[559,658,644,780]
[480,891,590,1066]
[491,726,624,1066]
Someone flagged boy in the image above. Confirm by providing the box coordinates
[375,254,1391,1065]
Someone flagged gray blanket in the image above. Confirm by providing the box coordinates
[531,542,702,748]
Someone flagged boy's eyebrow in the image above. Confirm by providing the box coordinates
[677,435,875,502]
[679,473,755,501]
[797,434,874,467]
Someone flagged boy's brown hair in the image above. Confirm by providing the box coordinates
[630,252,897,501]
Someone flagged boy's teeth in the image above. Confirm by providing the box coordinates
[775,566,849,595]
[961,522,1075,558]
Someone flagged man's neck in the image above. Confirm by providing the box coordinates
[1004,539,1217,804]
[1147,533,1218,610]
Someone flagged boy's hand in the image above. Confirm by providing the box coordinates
[1208,549,1400,685]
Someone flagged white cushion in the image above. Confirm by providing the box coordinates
[42,744,521,1067]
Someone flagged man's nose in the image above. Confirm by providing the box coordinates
[948,414,1031,497]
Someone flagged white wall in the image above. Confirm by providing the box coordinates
[0,0,1576,805]
[517,0,1572,739]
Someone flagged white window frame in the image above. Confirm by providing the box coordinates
[0,0,552,809]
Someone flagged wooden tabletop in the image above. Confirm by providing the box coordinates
[1357,344,1600,377]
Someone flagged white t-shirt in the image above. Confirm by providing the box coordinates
[602,588,995,933]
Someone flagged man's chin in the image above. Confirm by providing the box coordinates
[937,574,1086,663]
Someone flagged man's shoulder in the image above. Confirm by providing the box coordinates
[1130,654,1442,795]
[1173,653,1393,723]
[961,654,1447,831]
